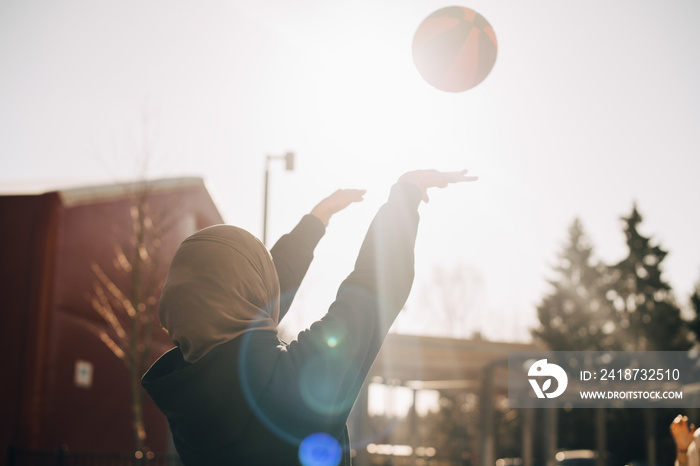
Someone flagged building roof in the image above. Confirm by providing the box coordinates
[57,177,207,207]
[0,177,209,207]
[370,333,544,392]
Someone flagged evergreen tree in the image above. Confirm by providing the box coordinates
[688,278,700,345]
[607,205,691,351]
[533,218,618,351]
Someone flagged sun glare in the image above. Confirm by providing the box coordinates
[280,5,464,186]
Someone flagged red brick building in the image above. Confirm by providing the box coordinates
[0,178,224,461]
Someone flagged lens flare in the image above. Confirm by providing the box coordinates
[298,433,342,466]
[299,354,358,416]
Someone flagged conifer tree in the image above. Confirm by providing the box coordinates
[607,205,690,351]
[533,218,618,351]
[688,279,700,345]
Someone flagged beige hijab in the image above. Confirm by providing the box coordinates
[159,225,280,363]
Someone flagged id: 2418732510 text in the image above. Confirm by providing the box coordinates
[580,368,680,381]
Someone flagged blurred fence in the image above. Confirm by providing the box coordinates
[7,447,184,466]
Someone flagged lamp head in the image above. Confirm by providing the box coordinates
[284,152,295,171]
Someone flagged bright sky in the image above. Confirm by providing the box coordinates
[2,0,699,342]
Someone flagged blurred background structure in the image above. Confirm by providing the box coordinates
[0,178,222,463]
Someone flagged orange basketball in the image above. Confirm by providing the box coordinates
[412,6,498,93]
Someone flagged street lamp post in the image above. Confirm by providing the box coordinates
[263,151,295,245]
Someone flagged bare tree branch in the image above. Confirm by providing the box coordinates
[92,263,138,318]
[90,281,128,343]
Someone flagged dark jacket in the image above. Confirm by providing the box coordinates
[142,182,421,465]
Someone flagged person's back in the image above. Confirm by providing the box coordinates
[144,333,344,465]
[143,171,477,465]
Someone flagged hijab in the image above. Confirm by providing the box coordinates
[159,224,280,363]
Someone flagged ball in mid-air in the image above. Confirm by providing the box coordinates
[412,6,498,93]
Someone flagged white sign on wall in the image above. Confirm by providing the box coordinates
[74,360,93,388]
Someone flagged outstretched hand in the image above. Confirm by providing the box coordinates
[671,414,697,453]
[398,169,478,202]
[310,188,366,226]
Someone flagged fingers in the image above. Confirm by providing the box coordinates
[670,415,693,435]
[310,188,366,226]
[329,188,366,200]
[440,169,479,184]
[671,415,697,450]
[399,169,478,187]
[397,168,478,203]
[672,414,688,428]
[430,169,479,186]
[341,188,366,203]
[322,189,366,208]
[425,170,479,190]
[331,189,366,210]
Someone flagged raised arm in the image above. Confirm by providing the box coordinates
[274,170,477,427]
[270,189,365,322]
